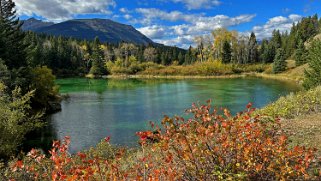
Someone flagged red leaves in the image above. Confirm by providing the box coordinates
[104,136,111,142]
[136,131,153,145]
[246,102,253,109]
[77,152,86,160]
[12,160,24,172]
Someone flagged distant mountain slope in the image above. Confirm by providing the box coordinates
[22,18,154,45]
[21,18,54,31]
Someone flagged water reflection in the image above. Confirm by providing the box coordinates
[35,78,300,153]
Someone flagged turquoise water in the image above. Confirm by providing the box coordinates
[34,78,300,153]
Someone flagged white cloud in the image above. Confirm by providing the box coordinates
[136,8,255,48]
[170,0,221,10]
[137,25,167,39]
[123,14,132,20]
[252,14,302,40]
[119,8,129,13]
[136,8,255,27]
[135,8,195,23]
[155,35,195,48]
[15,0,116,22]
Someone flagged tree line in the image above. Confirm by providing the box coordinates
[24,32,192,76]
[193,14,320,73]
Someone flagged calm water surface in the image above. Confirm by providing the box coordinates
[28,78,300,153]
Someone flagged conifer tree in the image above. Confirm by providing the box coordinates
[295,40,308,66]
[303,40,321,89]
[0,0,27,69]
[273,48,287,73]
[222,40,231,63]
[248,32,258,63]
[89,37,106,76]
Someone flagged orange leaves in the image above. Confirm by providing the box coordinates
[12,160,24,172]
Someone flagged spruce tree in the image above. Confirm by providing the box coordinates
[178,52,184,65]
[248,32,258,63]
[303,40,321,89]
[295,40,307,66]
[89,37,106,76]
[259,39,268,62]
[222,40,231,63]
[0,0,27,69]
[273,48,287,73]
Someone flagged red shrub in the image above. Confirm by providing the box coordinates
[11,101,319,180]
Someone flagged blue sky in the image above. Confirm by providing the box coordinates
[16,0,321,48]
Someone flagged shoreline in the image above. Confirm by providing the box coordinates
[96,72,302,85]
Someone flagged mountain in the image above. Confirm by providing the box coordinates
[22,18,154,45]
[21,18,54,31]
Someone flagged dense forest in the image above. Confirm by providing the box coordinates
[24,32,190,76]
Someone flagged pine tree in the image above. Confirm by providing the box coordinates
[248,32,258,63]
[295,40,307,66]
[0,0,27,69]
[273,48,287,73]
[89,37,106,76]
[259,39,268,62]
[178,52,184,65]
[303,40,321,89]
[271,30,282,49]
[222,40,231,63]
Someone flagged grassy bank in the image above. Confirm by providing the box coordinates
[100,60,309,86]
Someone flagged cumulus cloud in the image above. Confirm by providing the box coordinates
[138,25,167,39]
[252,14,302,40]
[136,8,255,48]
[155,35,195,49]
[136,8,255,27]
[119,8,130,13]
[135,8,195,24]
[15,0,116,22]
[170,0,221,10]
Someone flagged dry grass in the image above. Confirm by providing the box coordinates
[282,113,321,155]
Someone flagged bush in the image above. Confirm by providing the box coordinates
[30,66,59,107]
[8,102,319,180]
[0,83,43,160]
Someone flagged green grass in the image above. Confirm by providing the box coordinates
[139,61,269,76]
[259,86,321,119]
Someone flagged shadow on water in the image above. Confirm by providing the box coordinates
[23,116,58,154]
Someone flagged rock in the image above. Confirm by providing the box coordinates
[48,101,62,113]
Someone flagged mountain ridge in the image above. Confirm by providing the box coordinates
[22,18,154,45]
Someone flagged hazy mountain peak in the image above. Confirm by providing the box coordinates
[22,18,154,45]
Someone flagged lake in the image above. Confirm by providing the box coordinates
[26,77,300,153]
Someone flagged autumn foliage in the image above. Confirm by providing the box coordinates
[9,101,320,180]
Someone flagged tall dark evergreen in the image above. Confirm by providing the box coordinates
[303,40,321,89]
[271,30,282,49]
[89,37,106,76]
[222,40,232,63]
[259,39,268,62]
[248,32,258,63]
[295,40,308,66]
[0,0,27,69]
[273,48,287,73]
